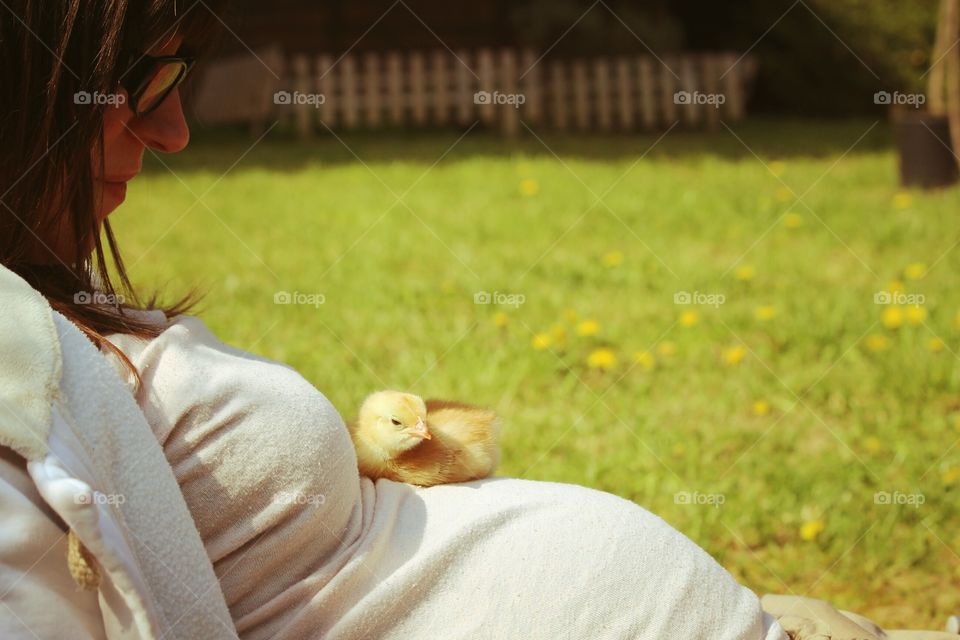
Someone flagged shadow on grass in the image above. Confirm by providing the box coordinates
[142,117,892,176]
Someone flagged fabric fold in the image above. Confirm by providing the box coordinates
[0,265,61,460]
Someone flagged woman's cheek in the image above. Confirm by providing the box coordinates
[99,102,134,164]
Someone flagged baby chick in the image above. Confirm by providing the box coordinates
[349,390,501,487]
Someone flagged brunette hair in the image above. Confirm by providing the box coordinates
[0,1,227,385]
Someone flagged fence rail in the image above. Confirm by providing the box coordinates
[191,47,758,136]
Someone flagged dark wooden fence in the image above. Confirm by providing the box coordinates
[189,47,758,135]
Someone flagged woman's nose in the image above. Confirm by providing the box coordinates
[129,89,190,153]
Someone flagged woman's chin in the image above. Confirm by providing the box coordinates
[97,195,124,222]
[104,181,127,206]
[95,181,127,220]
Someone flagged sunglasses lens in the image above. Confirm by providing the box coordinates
[137,62,187,114]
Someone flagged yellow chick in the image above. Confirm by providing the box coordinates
[349,390,502,487]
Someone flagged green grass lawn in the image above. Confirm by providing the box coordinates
[114,118,960,629]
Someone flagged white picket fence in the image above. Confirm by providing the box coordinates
[190,47,758,136]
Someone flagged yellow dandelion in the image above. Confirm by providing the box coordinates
[864,436,882,453]
[905,306,927,326]
[576,319,600,337]
[752,400,771,417]
[531,333,552,350]
[865,334,890,352]
[679,310,699,328]
[587,348,617,370]
[881,306,904,329]
[904,263,927,280]
[754,305,777,321]
[769,161,786,177]
[657,341,678,357]
[887,280,905,294]
[783,212,803,229]
[893,192,912,209]
[929,337,946,353]
[954,311,960,331]
[735,265,756,282]
[632,351,656,371]
[492,311,509,328]
[563,308,578,324]
[601,250,624,268]
[723,344,748,366]
[519,178,540,197]
[943,467,960,485]
[775,186,793,202]
[799,519,825,542]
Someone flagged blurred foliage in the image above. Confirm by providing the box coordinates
[508,0,685,54]
[673,0,939,115]
[507,0,939,115]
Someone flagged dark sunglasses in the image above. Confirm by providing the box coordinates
[118,53,196,116]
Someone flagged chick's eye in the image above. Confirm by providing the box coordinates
[390,418,402,426]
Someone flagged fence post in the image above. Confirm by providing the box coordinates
[595,57,613,132]
[410,51,427,126]
[521,48,543,128]
[550,60,569,131]
[701,53,721,130]
[572,59,590,131]
[659,55,679,126]
[432,50,449,126]
[637,56,657,130]
[386,51,404,125]
[341,55,359,129]
[615,56,634,131]
[292,54,312,138]
[679,55,699,128]
[500,48,520,137]
[363,52,382,128]
[455,49,474,126]
[722,52,746,122]
[316,54,337,129]
[477,48,496,126]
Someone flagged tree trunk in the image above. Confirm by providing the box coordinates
[945,0,960,158]
[929,0,951,115]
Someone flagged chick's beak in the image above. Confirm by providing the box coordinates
[412,416,431,440]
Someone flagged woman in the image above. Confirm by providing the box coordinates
[0,1,786,638]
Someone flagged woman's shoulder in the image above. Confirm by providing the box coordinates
[103,311,347,445]
[104,311,283,370]
[104,311,301,390]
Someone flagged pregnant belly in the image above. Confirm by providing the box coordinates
[162,385,362,628]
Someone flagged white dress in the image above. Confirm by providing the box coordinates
[103,312,786,640]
